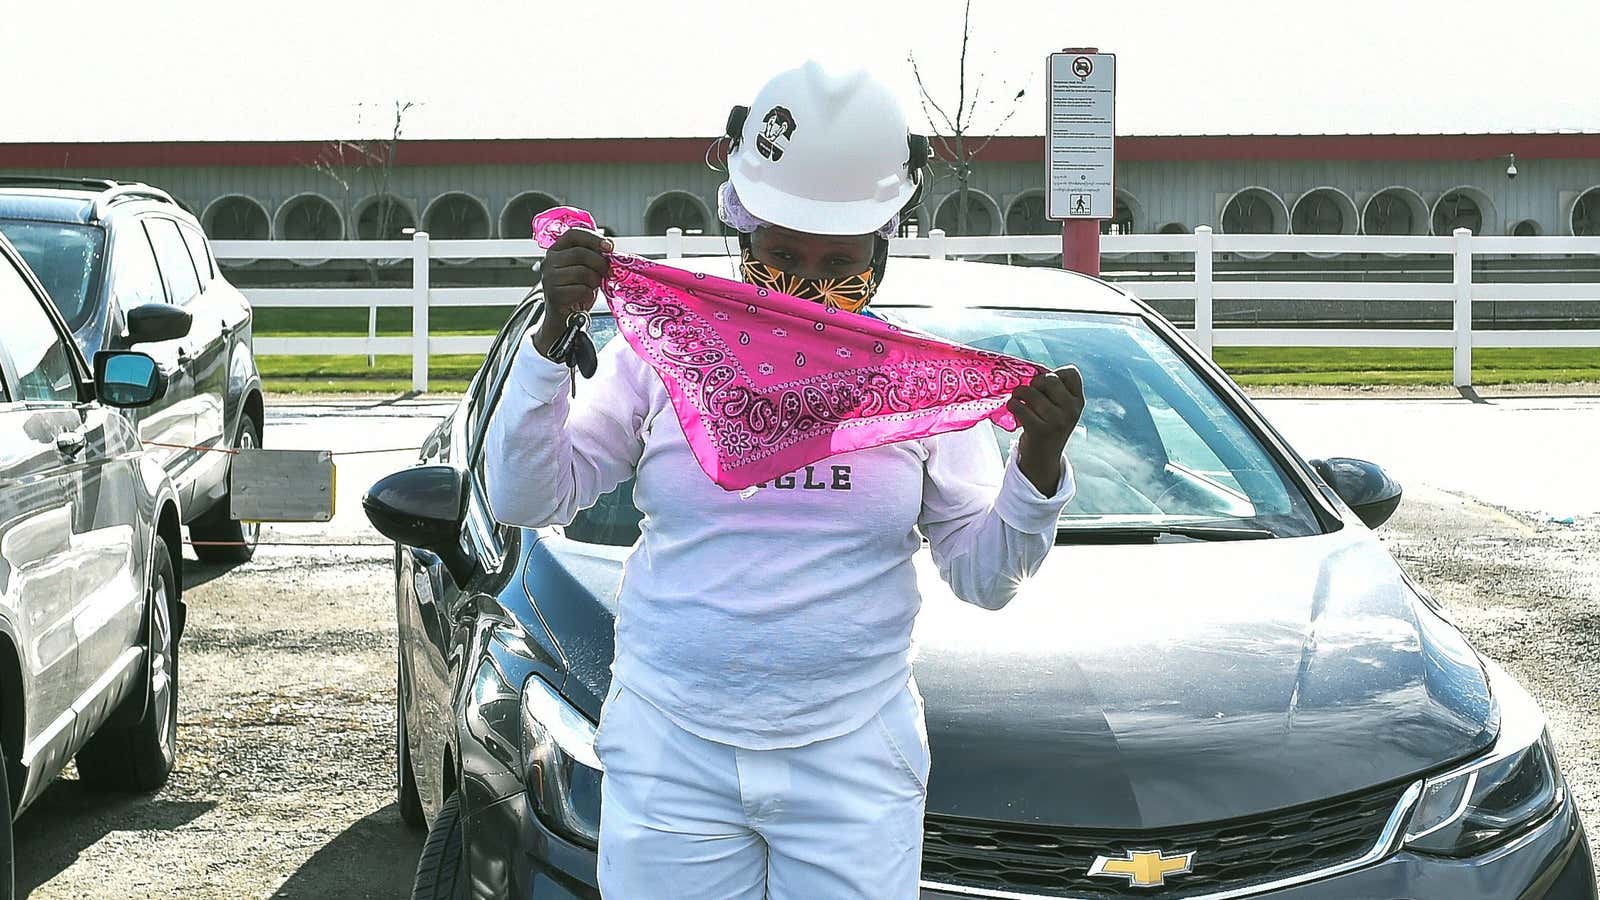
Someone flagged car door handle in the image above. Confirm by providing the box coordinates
[56,430,87,458]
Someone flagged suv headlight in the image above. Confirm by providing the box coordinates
[1403,661,1563,857]
[520,675,603,847]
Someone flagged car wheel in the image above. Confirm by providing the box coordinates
[77,540,179,792]
[1,747,14,900]
[397,654,426,830]
[412,790,467,900]
[191,411,262,564]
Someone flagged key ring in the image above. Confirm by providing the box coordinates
[547,309,592,362]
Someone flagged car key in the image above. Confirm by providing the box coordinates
[547,310,586,360]
[547,311,595,396]
[562,329,597,392]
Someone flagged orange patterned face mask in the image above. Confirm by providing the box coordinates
[739,251,879,313]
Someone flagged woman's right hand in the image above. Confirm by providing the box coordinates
[534,227,613,357]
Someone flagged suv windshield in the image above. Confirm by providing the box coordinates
[0,219,106,330]
[557,306,1323,545]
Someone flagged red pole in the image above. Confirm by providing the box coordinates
[1061,219,1101,277]
[1057,46,1102,277]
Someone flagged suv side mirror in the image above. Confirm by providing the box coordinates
[363,465,475,585]
[1311,457,1402,529]
[126,302,192,343]
[94,350,167,408]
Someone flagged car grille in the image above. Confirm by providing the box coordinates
[921,782,1409,898]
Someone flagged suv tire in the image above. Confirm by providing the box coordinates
[191,411,262,564]
[77,540,179,792]
[412,791,466,900]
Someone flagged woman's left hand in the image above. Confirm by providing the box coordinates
[1008,366,1086,495]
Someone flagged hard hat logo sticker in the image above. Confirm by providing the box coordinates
[756,106,797,162]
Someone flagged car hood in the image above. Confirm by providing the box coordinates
[526,527,1495,830]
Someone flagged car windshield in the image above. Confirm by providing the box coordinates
[562,306,1323,545]
[0,219,106,330]
[887,307,1323,538]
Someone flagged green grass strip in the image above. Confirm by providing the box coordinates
[256,346,1600,395]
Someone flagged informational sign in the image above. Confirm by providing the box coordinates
[1046,51,1116,220]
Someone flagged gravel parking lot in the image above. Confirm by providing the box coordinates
[13,396,1599,898]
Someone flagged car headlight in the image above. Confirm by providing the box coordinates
[1403,661,1563,857]
[520,675,603,847]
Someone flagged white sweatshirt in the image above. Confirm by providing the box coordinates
[484,334,1075,750]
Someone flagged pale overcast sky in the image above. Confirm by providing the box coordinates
[7,0,1597,142]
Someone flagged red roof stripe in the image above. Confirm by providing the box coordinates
[2,134,1596,168]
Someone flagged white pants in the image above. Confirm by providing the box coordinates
[594,681,930,899]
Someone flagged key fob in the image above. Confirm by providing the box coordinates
[572,330,598,378]
[547,311,590,364]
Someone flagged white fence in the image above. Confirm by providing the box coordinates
[214,227,1600,392]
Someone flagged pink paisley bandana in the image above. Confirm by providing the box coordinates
[534,207,1044,491]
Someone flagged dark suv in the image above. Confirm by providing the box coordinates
[0,177,264,562]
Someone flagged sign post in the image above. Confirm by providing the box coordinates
[1047,48,1116,276]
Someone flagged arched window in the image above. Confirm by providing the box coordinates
[1431,187,1492,235]
[644,191,711,235]
[277,193,344,241]
[1099,193,1137,236]
[202,195,271,241]
[423,193,491,240]
[896,202,923,239]
[1005,192,1051,235]
[1221,188,1289,234]
[1570,188,1600,236]
[1291,188,1358,235]
[202,195,271,266]
[933,189,1000,236]
[501,192,561,239]
[1363,187,1428,236]
[355,195,416,240]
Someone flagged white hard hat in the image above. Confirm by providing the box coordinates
[728,61,919,237]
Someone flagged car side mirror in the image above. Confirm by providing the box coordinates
[94,350,167,408]
[126,302,192,343]
[363,465,476,585]
[1310,457,1403,529]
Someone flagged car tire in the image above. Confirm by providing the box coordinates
[77,540,179,792]
[191,411,262,564]
[397,655,426,830]
[412,790,467,900]
[1,748,14,900]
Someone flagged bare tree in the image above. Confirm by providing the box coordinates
[309,100,416,248]
[909,0,1027,236]
[307,102,415,365]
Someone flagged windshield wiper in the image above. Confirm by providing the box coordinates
[1054,524,1275,544]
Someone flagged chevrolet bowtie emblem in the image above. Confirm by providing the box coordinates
[1088,848,1196,888]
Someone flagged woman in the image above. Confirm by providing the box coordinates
[485,61,1084,899]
